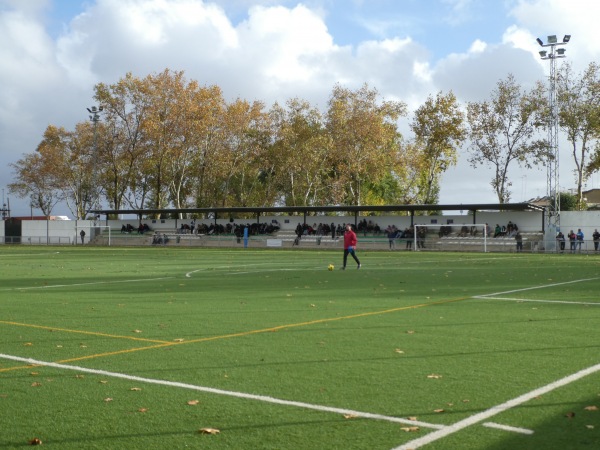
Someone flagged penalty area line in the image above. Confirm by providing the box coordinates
[483,422,534,435]
[475,277,600,298]
[473,296,600,306]
[0,353,444,430]
[392,361,600,449]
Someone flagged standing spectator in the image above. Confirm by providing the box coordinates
[593,229,600,252]
[568,230,576,253]
[79,229,85,244]
[386,226,398,250]
[417,226,426,248]
[556,231,566,253]
[515,231,523,253]
[342,224,361,270]
[576,229,584,252]
[331,222,336,240]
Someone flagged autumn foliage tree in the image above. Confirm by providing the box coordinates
[410,91,466,204]
[467,74,548,203]
[12,69,522,218]
[325,84,407,206]
[556,62,600,210]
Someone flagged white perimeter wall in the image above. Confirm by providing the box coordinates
[1,220,96,244]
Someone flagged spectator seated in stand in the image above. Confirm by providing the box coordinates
[458,225,469,237]
[138,223,150,234]
[493,224,506,238]
[121,224,135,234]
[438,226,451,237]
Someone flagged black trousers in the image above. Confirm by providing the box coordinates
[343,248,360,267]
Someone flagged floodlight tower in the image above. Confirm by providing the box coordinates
[86,105,103,220]
[536,34,569,248]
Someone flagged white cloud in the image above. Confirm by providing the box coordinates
[2,0,600,215]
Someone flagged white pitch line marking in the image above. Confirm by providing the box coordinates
[392,361,600,449]
[0,354,444,430]
[483,422,534,435]
[473,296,600,306]
[0,277,174,291]
[476,277,600,298]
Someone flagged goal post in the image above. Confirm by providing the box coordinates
[413,223,489,252]
[75,224,111,246]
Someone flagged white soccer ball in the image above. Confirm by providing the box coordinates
[328,264,334,271]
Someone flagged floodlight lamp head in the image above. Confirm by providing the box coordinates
[86,107,92,113]
[99,106,104,111]
[91,106,97,112]
[536,37,543,46]
[563,34,571,43]
[547,35,557,44]
[539,50,547,57]
[557,48,566,55]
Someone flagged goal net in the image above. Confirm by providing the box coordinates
[75,224,111,246]
[413,223,490,252]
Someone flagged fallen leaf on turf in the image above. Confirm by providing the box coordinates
[133,330,142,333]
[462,399,470,403]
[199,428,220,435]
[427,374,442,379]
[187,400,200,406]
[394,349,404,354]
[406,330,415,334]
[31,382,42,387]
[565,412,575,418]
[584,406,598,411]
[79,344,87,348]
[173,338,184,342]
[343,414,358,419]
[447,403,454,407]
[138,408,148,413]
[30,372,39,376]
[400,426,420,432]
[104,398,113,402]
[130,387,142,391]
[586,425,595,429]
[433,409,445,413]
[75,375,84,379]
[24,343,33,346]
[28,438,42,445]
[56,345,62,348]
[99,380,108,384]
[407,416,418,421]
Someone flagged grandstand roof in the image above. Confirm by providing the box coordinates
[92,202,545,217]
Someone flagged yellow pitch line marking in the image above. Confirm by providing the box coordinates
[0,320,170,344]
[184,296,469,344]
[0,297,468,372]
[0,343,177,373]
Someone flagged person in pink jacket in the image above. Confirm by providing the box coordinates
[342,224,361,270]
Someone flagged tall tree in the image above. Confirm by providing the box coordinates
[325,83,407,206]
[269,98,331,206]
[467,74,548,203]
[8,152,61,216]
[94,72,151,212]
[410,91,466,204]
[208,98,269,207]
[11,124,99,219]
[557,62,600,209]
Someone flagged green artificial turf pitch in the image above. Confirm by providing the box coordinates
[1,246,600,449]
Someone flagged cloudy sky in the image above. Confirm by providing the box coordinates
[1,0,599,217]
